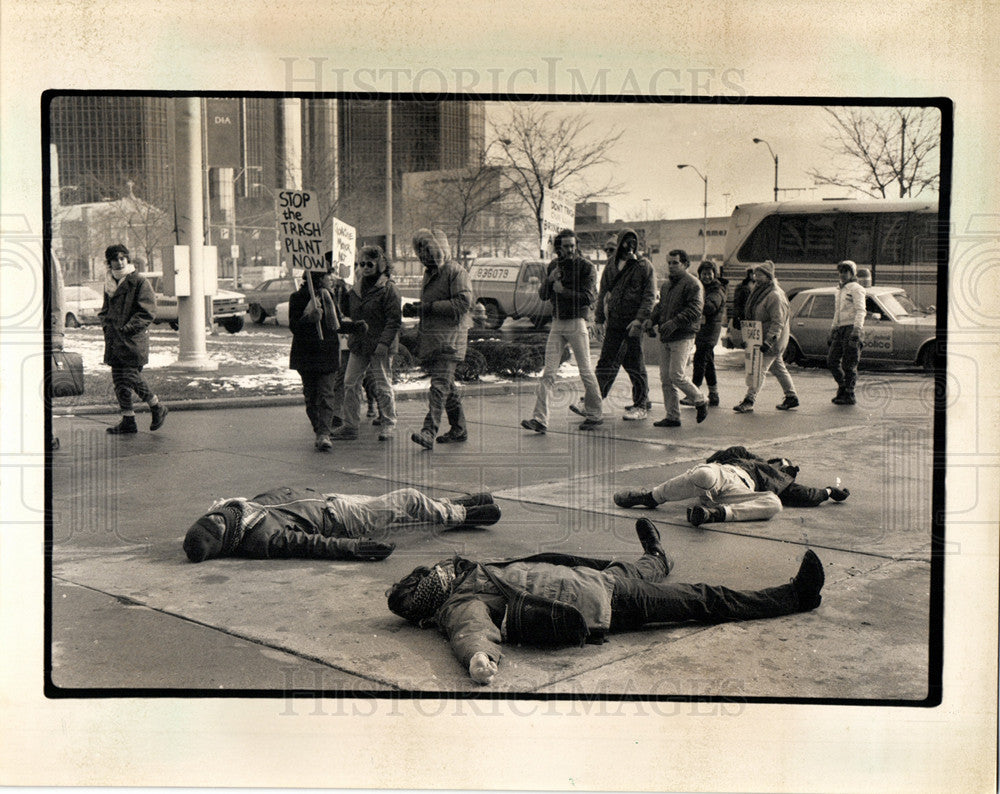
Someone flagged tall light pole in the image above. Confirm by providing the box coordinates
[677,164,708,260]
[752,137,779,202]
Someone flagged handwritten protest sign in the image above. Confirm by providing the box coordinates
[742,320,764,390]
[541,188,575,256]
[331,218,357,282]
[276,189,325,272]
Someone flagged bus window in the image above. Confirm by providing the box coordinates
[910,213,940,265]
[843,214,876,264]
[777,215,837,263]
[737,214,778,262]
[875,213,908,264]
[804,294,835,319]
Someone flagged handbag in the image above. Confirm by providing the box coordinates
[50,350,85,397]
[483,565,589,648]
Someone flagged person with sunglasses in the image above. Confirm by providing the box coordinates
[331,246,402,441]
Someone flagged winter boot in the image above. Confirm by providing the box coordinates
[107,416,138,434]
[687,504,726,526]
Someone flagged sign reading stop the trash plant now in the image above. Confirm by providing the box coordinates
[277,189,325,272]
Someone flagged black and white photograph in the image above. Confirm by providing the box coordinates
[2,3,997,792]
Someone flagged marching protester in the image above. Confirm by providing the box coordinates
[682,258,727,408]
[331,246,402,441]
[589,228,657,421]
[521,228,603,434]
[828,259,867,405]
[387,519,825,685]
[732,260,800,414]
[183,487,500,563]
[405,229,474,450]
[613,444,849,526]
[727,267,755,348]
[647,249,709,427]
[99,244,168,434]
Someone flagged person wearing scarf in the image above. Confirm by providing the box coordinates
[97,244,167,434]
[330,246,402,442]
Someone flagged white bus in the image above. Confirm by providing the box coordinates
[722,199,940,310]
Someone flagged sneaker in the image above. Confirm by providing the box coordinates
[578,418,604,431]
[316,434,334,451]
[457,503,502,528]
[453,492,495,507]
[687,504,724,526]
[791,549,825,611]
[708,392,720,407]
[568,400,586,417]
[149,403,169,431]
[520,418,547,434]
[695,401,709,423]
[652,417,681,427]
[329,427,358,441]
[410,430,435,450]
[679,396,697,407]
[733,399,754,414]
[107,416,138,435]
[614,489,658,509]
[828,486,850,502]
[634,518,672,573]
[378,428,395,441]
[623,406,648,421]
[436,428,468,444]
[776,395,800,411]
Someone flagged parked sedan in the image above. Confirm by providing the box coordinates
[784,285,937,370]
[241,277,297,324]
[64,285,104,327]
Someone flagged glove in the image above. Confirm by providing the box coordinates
[645,320,657,338]
[849,326,862,343]
[760,341,773,355]
[374,342,390,359]
[469,651,498,685]
[346,319,368,335]
[626,319,643,338]
[352,539,395,561]
[401,301,421,318]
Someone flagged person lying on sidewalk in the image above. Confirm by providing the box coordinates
[613,445,849,527]
[183,487,500,563]
[387,518,825,685]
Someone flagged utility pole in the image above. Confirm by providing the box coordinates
[386,100,393,258]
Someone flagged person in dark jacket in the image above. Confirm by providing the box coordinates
[183,487,501,563]
[647,249,708,427]
[613,444,850,526]
[404,229,474,450]
[682,259,727,407]
[330,246,402,442]
[590,228,657,421]
[387,518,825,685]
[728,267,755,348]
[520,229,603,434]
[289,266,365,451]
[98,244,168,434]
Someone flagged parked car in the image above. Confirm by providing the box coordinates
[241,277,297,324]
[145,272,247,334]
[468,258,551,329]
[784,285,937,370]
[63,285,104,327]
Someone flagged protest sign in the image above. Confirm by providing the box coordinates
[742,320,764,390]
[540,188,575,256]
[331,218,357,283]
[276,189,325,272]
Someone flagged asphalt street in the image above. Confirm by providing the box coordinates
[49,362,937,698]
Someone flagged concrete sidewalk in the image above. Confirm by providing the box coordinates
[49,364,936,698]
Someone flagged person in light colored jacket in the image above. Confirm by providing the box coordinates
[827,260,867,405]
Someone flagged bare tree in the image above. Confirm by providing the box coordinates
[492,105,624,253]
[808,107,941,198]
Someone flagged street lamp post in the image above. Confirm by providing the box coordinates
[752,137,779,202]
[677,164,708,260]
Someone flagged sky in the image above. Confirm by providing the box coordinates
[485,101,941,222]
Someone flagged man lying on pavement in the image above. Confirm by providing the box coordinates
[614,445,849,527]
[386,518,824,685]
[183,487,499,562]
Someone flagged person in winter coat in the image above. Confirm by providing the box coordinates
[404,229,474,450]
[330,246,402,441]
[520,229,603,434]
[727,268,755,348]
[682,259,728,407]
[733,260,800,413]
[183,487,501,563]
[613,445,849,526]
[289,266,365,451]
[827,259,867,405]
[387,518,826,685]
[590,228,657,421]
[98,244,168,434]
[647,249,709,427]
